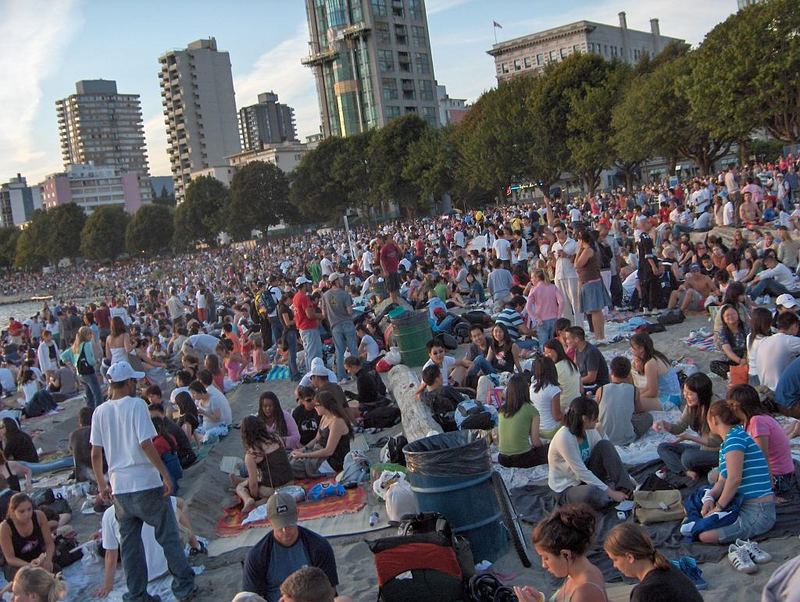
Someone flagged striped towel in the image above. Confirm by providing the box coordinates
[266,365,291,381]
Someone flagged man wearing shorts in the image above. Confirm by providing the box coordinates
[667,263,717,312]
[379,235,403,305]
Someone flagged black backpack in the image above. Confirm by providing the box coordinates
[386,435,408,465]
[363,405,402,429]
[76,344,95,375]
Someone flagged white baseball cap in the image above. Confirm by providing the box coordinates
[776,294,798,308]
[106,361,145,383]
[295,275,312,286]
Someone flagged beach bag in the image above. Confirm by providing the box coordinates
[397,512,475,579]
[454,400,496,431]
[729,363,749,386]
[363,405,402,429]
[385,480,418,522]
[634,489,685,524]
[657,309,685,325]
[53,532,83,568]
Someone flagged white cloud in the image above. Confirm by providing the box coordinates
[233,24,320,140]
[427,0,475,15]
[0,0,83,181]
[143,113,171,177]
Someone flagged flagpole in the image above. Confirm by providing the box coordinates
[493,22,497,45]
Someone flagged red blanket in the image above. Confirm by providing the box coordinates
[216,477,367,537]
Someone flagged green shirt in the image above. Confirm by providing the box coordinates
[308,261,322,284]
[498,403,538,456]
[434,282,448,302]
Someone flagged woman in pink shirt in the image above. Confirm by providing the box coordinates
[526,269,564,345]
[729,385,795,498]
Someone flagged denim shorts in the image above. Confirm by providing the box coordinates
[717,500,776,543]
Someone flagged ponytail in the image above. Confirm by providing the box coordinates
[605,523,669,570]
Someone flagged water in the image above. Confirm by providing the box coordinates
[0,300,51,327]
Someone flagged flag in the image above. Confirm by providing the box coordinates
[493,20,503,28]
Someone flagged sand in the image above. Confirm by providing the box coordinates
[27,310,800,601]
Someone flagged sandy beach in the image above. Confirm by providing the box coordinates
[25,310,800,601]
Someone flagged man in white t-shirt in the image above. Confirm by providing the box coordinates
[361,247,374,274]
[723,197,735,226]
[747,253,796,300]
[492,228,512,267]
[90,361,197,602]
[755,310,800,390]
[551,223,580,324]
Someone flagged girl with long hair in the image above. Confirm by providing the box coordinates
[629,332,681,411]
[60,326,103,409]
[497,374,548,468]
[290,391,352,477]
[747,307,772,386]
[528,355,562,439]
[0,418,38,463]
[542,339,582,413]
[574,230,611,342]
[11,566,67,602]
[487,323,521,374]
[174,391,200,445]
[236,415,293,513]
[656,372,720,481]
[0,493,55,579]
[513,504,606,602]
[714,303,749,379]
[256,392,300,450]
[547,397,634,510]
[105,316,132,365]
[604,523,702,601]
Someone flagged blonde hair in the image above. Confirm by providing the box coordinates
[13,566,67,602]
[71,326,93,355]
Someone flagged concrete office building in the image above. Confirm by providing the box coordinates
[0,175,42,228]
[40,164,145,215]
[239,92,298,150]
[487,13,683,83]
[226,141,312,175]
[303,0,439,137]
[159,38,241,203]
[436,85,468,126]
[56,80,151,203]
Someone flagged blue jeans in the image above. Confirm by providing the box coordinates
[270,316,284,348]
[300,328,323,373]
[284,328,299,379]
[467,354,496,378]
[331,321,358,381]
[113,486,195,601]
[537,318,556,345]
[748,278,790,300]
[81,373,103,409]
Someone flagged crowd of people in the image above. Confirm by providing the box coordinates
[0,155,799,600]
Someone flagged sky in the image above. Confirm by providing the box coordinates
[0,0,735,183]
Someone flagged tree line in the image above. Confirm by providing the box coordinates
[0,0,796,269]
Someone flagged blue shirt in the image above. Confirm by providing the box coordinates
[265,537,310,602]
[719,426,772,500]
[776,356,800,408]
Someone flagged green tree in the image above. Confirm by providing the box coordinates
[686,0,800,144]
[368,114,428,216]
[126,204,174,255]
[80,206,129,260]
[331,131,374,218]
[403,125,457,209]
[153,185,176,206]
[14,210,49,270]
[174,176,227,248]
[227,161,290,241]
[46,203,86,262]
[0,227,20,268]
[289,137,349,222]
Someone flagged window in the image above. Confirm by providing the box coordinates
[422,106,437,127]
[573,44,581,53]
[411,25,426,47]
[371,0,387,16]
[378,49,394,72]
[405,106,417,114]
[401,79,415,100]
[415,52,430,74]
[513,59,521,70]
[524,56,531,68]
[408,0,423,19]
[398,51,412,72]
[394,24,408,45]
[392,0,404,17]
[419,79,434,101]
[386,105,401,119]
[501,63,509,73]
[549,50,557,62]
[536,53,543,65]
[604,44,608,56]
[611,46,617,57]
[560,48,567,59]
[376,21,390,44]
[383,78,398,100]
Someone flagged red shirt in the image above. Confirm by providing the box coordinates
[94,307,110,330]
[7,320,22,337]
[659,207,670,224]
[292,290,318,331]
[380,242,401,274]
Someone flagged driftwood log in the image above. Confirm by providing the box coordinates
[387,364,442,442]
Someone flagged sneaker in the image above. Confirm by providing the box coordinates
[655,468,668,480]
[735,539,772,564]
[672,556,708,590]
[728,543,758,574]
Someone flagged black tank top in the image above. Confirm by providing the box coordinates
[257,447,293,489]
[319,425,350,472]
[6,515,44,563]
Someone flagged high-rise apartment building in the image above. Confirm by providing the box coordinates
[487,13,683,83]
[239,92,298,151]
[303,0,439,137]
[55,80,151,202]
[158,38,241,203]
[0,175,42,228]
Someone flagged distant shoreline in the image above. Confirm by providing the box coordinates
[0,294,52,307]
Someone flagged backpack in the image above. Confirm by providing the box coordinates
[657,309,685,325]
[386,435,408,466]
[76,344,95,375]
[363,405,402,429]
[454,400,496,431]
[254,288,277,318]
[598,241,613,270]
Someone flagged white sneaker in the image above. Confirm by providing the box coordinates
[728,543,758,573]
[735,539,772,564]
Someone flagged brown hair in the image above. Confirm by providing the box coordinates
[7,492,33,519]
[279,566,335,602]
[707,399,741,426]
[604,523,671,570]
[532,503,596,556]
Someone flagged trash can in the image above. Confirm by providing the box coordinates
[403,431,508,562]
[391,310,432,367]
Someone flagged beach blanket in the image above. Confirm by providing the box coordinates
[681,330,716,352]
[215,476,367,537]
[509,460,800,585]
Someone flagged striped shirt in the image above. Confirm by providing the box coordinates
[719,426,773,500]
[495,309,524,340]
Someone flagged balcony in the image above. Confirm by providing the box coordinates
[301,46,337,66]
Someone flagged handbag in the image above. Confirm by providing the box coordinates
[633,489,685,524]
[729,363,749,386]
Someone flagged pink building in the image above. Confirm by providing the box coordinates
[39,164,145,214]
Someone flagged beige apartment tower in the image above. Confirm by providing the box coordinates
[158,38,241,203]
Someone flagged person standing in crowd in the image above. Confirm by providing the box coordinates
[90,361,197,602]
[60,326,103,409]
[574,230,611,343]
[321,273,358,383]
[550,221,580,325]
[293,276,323,374]
[636,216,660,314]
[487,259,514,313]
[379,234,403,305]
